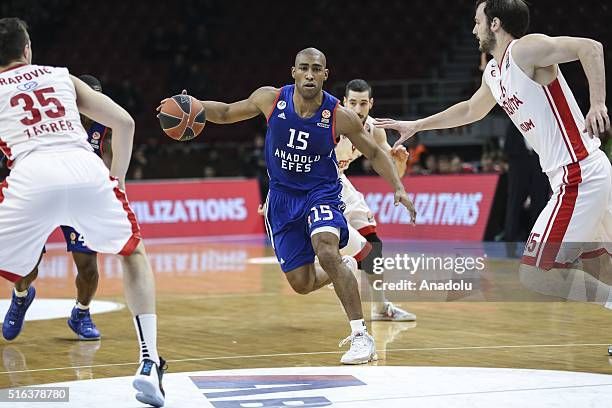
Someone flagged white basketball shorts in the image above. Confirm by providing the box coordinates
[0,149,141,282]
[340,173,377,236]
[522,149,611,270]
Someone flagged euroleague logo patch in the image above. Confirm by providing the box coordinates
[17,81,38,91]
[92,131,101,140]
[277,100,287,110]
[322,109,331,119]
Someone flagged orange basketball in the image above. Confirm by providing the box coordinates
[159,94,206,141]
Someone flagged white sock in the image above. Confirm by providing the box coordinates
[134,314,160,366]
[350,319,367,334]
[14,288,28,298]
[76,301,89,310]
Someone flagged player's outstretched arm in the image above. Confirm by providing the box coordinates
[158,87,279,125]
[372,126,407,177]
[71,75,134,188]
[513,34,609,137]
[374,76,496,149]
[337,107,416,223]
[200,86,280,124]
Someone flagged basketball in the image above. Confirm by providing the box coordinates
[159,94,206,141]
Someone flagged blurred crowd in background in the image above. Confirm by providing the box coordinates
[1,0,610,243]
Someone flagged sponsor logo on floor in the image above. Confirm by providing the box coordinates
[29,365,612,407]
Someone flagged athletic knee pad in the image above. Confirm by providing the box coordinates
[361,233,382,275]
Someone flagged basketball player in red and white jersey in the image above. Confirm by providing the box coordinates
[338,79,416,322]
[375,1,612,352]
[0,18,166,406]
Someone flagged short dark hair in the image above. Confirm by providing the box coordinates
[0,18,29,66]
[79,74,103,92]
[476,0,530,38]
[345,79,372,98]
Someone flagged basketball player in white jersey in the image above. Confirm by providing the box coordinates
[339,79,416,322]
[375,0,612,353]
[0,18,165,406]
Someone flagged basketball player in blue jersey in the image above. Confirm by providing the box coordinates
[160,48,416,364]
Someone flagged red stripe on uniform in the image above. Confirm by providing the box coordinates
[0,63,27,74]
[0,179,7,204]
[0,138,13,169]
[531,167,566,267]
[110,178,141,256]
[353,241,372,262]
[547,79,588,161]
[542,86,575,161]
[520,255,537,266]
[0,269,23,283]
[538,163,581,270]
[358,225,377,237]
[581,248,612,259]
[266,87,283,123]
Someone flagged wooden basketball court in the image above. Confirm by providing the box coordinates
[1,237,611,404]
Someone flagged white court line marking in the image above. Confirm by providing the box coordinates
[0,343,608,375]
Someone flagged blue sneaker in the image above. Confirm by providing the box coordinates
[2,287,36,341]
[67,307,101,340]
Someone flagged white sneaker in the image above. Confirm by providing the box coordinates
[371,302,416,321]
[133,357,166,407]
[608,345,612,356]
[339,331,377,364]
[342,255,358,275]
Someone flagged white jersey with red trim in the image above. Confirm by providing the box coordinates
[483,40,600,173]
[0,64,91,169]
[336,115,375,172]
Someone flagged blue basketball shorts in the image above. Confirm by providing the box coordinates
[264,188,348,272]
[60,226,96,254]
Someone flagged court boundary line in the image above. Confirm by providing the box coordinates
[1,342,609,375]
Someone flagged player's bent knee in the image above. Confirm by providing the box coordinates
[288,280,312,295]
[316,246,341,270]
[285,269,314,295]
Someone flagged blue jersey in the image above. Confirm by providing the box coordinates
[265,85,341,195]
[86,121,108,158]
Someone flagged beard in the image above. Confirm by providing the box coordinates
[478,27,497,54]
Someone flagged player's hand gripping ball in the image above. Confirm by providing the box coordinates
[158,92,205,141]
